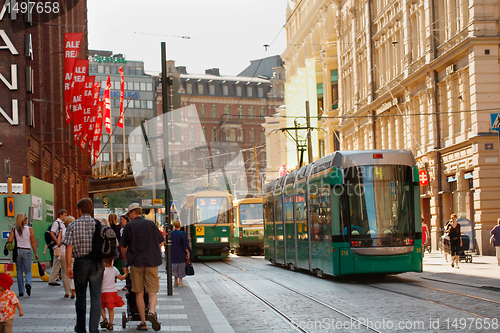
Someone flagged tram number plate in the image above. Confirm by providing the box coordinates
[341,250,349,256]
[196,227,205,236]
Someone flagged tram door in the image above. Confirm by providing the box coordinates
[283,184,296,267]
[274,187,285,265]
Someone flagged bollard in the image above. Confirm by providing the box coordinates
[1,263,49,282]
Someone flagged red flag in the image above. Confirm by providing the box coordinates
[64,33,83,125]
[86,81,101,155]
[117,66,125,128]
[71,59,89,144]
[93,101,104,163]
[79,77,97,151]
[103,75,112,134]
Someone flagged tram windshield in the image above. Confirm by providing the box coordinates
[344,165,413,238]
[195,197,231,224]
[239,203,264,225]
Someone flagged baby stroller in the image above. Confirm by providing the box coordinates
[458,234,473,263]
[121,275,161,331]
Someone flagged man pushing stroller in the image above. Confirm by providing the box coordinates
[120,203,164,331]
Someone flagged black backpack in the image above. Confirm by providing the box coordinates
[44,222,61,249]
[89,219,117,261]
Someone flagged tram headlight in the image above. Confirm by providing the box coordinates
[404,238,414,246]
[351,240,362,247]
[197,237,205,243]
[221,237,229,243]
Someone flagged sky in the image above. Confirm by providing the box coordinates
[87,0,289,76]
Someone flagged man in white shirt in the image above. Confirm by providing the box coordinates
[48,209,68,286]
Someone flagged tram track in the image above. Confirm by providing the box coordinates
[202,261,383,333]
[352,278,500,320]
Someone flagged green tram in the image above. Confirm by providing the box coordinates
[231,198,264,255]
[181,189,234,260]
[263,150,423,276]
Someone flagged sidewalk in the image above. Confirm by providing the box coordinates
[418,251,500,290]
[10,265,230,332]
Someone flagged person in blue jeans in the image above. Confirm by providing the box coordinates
[7,213,39,297]
[63,198,105,333]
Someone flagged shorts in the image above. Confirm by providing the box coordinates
[0,318,14,333]
[130,265,160,294]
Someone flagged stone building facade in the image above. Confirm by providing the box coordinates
[156,57,285,198]
[277,0,500,255]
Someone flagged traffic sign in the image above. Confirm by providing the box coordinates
[6,197,14,217]
[152,199,162,205]
[2,231,10,239]
[170,200,178,213]
[491,113,500,131]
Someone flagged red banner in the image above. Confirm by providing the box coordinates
[79,76,96,151]
[71,59,89,143]
[85,81,101,155]
[419,170,429,186]
[64,33,83,125]
[117,66,125,128]
[103,75,112,134]
[93,101,104,163]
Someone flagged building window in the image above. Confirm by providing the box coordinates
[141,100,147,109]
[188,107,196,117]
[98,65,104,73]
[197,83,204,94]
[236,86,242,96]
[134,82,140,90]
[212,128,217,141]
[202,127,207,140]
[140,82,146,91]
[127,82,134,90]
[249,128,256,142]
[259,107,265,118]
[230,128,236,141]
[211,106,217,118]
[129,68,136,75]
[102,153,110,162]
[247,86,253,97]
[199,105,206,117]
[223,85,228,95]
[89,65,97,74]
[147,101,153,109]
[135,153,142,162]
[147,83,153,91]
[260,129,265,143]
[186,83,192,94]
[237,107,244,118]
[248,107,254,119]
[134,100,141,108]
[258,87,264,97]
[188,127,195,141]
[209,85,215,95]
[223,106,230,117]
[238,129,244,142]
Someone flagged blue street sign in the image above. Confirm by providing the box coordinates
[491,113,500,131]
[2,231,10,239]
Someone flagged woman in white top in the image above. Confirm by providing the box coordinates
[7,213,39,297]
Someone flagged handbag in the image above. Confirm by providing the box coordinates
[491,235,495,246]
[185,260,195,276]
[6,228,15,251]
[38,262,46,277]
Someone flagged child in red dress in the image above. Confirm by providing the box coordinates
[0,273,23,333]
[100,258,128,330]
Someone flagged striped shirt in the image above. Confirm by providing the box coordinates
[63,214,102,258]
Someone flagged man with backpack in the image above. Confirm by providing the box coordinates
[63,198,105,333]
[48,209,68,286]
[120,203,164,331]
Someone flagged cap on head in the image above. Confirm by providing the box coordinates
[0,273,14,290]
[128,203,141,213]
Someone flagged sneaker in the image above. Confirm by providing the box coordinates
[49,282,61,286]
[19,293,23,297]
[137,322,148,331]
[25,284,31,297]
[147,312,161,331]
